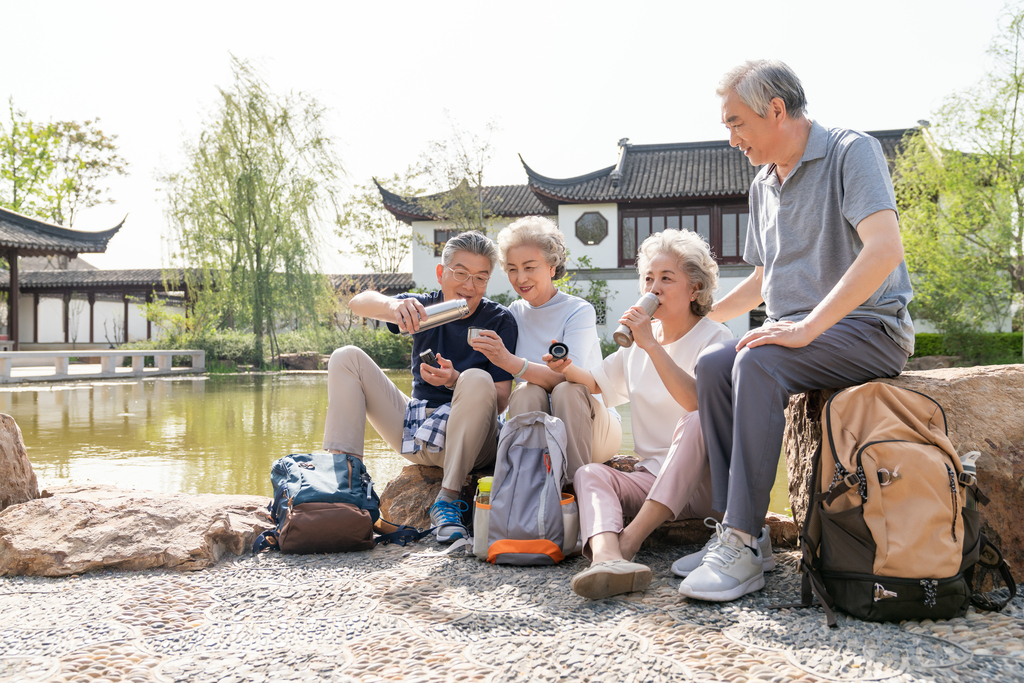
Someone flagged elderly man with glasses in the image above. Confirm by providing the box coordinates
[322,230,518,542]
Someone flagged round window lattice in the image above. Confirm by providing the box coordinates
[575,211,608,245]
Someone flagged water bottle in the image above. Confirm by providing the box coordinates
[612,293,661,347]
[400,299,471,335]
[560,493,581,556]
[473,476,493,559]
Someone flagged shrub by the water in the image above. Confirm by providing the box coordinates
[911,332,1022,365]
[125,327,412,370]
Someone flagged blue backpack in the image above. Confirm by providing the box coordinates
[252,453,429,554]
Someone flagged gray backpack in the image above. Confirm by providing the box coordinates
[486,411,572,565]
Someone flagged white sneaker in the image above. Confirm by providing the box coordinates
[678,523,766,602]
[671,518,776,578]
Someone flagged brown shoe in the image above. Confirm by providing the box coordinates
[570,560,652,600]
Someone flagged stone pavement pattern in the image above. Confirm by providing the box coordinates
[1,541,1021,683]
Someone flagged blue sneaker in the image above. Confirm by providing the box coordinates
[429,499,469,542]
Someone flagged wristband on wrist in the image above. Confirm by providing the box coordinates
[512,357,530,379]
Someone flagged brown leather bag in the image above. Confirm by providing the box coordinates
[277,502,375,554]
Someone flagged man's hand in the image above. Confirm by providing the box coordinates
[420,353,459,388]
[619,304,657,351]
[392,298,428,333]
[469,330,513,366]
[736,320,815,351]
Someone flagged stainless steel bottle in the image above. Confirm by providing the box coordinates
[612,293,661,347]
[400,298,471,335]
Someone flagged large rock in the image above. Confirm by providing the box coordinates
[379,465,485,530]
[0,484,273,576]
[279,353,329,371]
[0,413,38,511]
[785,365,1024,568]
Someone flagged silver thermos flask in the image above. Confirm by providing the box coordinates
[612,293,661,347]
[400,298,471,335]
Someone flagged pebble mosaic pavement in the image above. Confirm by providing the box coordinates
[0,541,1021,683]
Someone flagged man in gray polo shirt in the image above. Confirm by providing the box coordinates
[676,60,914,602]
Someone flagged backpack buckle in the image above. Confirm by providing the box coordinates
[958,472,976,488]
[873,583,898,601]
[877,467,901,486]
[843,472,861,489]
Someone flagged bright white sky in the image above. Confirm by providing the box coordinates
[1,0,1011,273]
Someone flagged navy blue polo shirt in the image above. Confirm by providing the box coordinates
[386,291,518,408]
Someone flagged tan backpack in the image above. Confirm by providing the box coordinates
[792,382,1015,626]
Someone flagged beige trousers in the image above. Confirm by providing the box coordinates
[322,346,499,491]
[507,381,622,480]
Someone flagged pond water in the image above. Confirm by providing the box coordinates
[1,373,790,515]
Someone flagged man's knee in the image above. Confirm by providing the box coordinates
[695,341,736,388]
[328,345,369,372]
[453,368,496,406]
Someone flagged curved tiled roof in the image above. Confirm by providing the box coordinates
[0,268,191,291]
[376,178,553,223]
[0,207,122,256]
[330,272,414,294]
[522,140,757,204]
[523,129,917,205]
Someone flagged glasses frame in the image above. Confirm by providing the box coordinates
[445,265,490,288]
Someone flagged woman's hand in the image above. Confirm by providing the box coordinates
[469,329,515,367]
[620,304,658,351]
[543,338,573,375]
[391,298,428,333]
[419,354,459,388]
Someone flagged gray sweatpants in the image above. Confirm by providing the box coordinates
[695,317,909,538]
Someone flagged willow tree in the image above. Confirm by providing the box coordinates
[164,58,342,362]
[895,8,1024,341]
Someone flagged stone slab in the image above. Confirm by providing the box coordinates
[0,484,273,577]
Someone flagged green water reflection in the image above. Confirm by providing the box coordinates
[0,373,790,514]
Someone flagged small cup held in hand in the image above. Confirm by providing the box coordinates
[548,341,569,361]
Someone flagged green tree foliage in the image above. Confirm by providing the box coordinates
[162,58,342,363]
[336,168,420,272]
[0,98,128,226]
[895,9,1024,335]
[417,113,499,234]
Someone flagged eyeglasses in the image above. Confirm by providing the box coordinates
[446,266,490,287]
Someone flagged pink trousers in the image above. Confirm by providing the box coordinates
[573,411,714,558]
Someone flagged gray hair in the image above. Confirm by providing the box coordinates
[636,229,718,317]
[496,216,568,280]
[717,59,807,119]
[441,230,499,272]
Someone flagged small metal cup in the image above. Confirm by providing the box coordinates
[467,327,484,344]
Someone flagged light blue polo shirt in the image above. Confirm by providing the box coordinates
[744,121,915,355]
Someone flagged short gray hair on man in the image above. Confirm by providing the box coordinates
[496,216,568,280]
[717,59,807,119]
[441,230,499,272]
[636,229,718,317]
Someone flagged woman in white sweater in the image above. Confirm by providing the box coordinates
[545,229,733,600]
[471,216,621,479]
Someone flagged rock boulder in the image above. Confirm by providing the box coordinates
[0,413,38,511]
[378,465,485,531]
[0,484,273,577]
[279,353,329,371]
[785,365,1024,568]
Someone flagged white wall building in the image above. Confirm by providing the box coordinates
[380,130,913,341]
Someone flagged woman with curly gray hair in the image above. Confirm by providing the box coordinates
[470,216,621,479]
[544,229,740,600]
